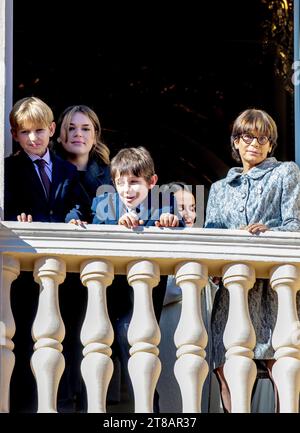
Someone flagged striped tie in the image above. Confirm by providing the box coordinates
[34,159,51,198]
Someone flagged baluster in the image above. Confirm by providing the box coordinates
[173,261,208,413]
[270,264,300,412]
[31,257,66,413]
[0,255,20,412]
[127,260,160,413]
[80,259,114,413]
[222,263,256,413]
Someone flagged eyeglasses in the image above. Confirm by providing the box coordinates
[240,133,270,146]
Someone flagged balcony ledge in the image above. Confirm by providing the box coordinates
[0,221,300,276]
[0,221,300,278]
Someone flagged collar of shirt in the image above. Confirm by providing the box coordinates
[125,195,150,216]
[225,157,281,184]
[25,148,51,165]
[25,148,53,181]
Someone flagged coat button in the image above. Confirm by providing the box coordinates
[49,210,54,215]
[239,206,244,212]
[241,193,246,199]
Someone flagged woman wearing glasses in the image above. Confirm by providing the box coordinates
[205,108,300,412]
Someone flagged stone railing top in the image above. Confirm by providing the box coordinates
[0,222,300,277]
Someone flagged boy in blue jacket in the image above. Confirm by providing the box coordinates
[91,146,180,410]
[92,146,179,228]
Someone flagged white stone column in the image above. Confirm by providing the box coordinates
[222,263,257,413]
[0,0,14,220]
[0,255,20,412]
[31,257,66,413]
[80,259,114,413]
[127,260,160,413]
[270,264,300,413]
[173,261,209,413]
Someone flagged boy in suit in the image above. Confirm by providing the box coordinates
[5,96,88,222]
[91,146,180,411]
[5,97,88,413]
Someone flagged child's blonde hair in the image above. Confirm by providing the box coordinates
[111,146,155,184]
[10,97,54,131]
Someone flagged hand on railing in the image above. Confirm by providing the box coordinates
[118,211,144,228]
[17,212,33,222]
[68,219,88,227]
[240,223,269,234]
[155,213,179,228]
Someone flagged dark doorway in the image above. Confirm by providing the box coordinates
[13,0,294,189]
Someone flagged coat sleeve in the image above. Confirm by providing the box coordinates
[65,172,92,223]
[4,157,21,221]
[204,182,226,228]
[91,195,105,224]
[91,193,119,224]
[269,162,300,232]
[4,160,16,220]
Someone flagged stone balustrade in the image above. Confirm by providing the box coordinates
[0,222,300,413]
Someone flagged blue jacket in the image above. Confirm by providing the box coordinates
[91,189,182,226]
[205,157,300,231]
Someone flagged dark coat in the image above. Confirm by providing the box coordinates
[4,149,88,222]
[69,158,112,223]
[79,158,111,200]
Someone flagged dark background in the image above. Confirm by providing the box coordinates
[13,0,294,190]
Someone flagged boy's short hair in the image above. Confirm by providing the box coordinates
[111,146,155,183]
[10,97,54,131]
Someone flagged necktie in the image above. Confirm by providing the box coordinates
[34,159,51,198]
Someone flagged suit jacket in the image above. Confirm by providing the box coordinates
[4,150,89,222]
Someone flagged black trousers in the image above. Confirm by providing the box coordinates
[214,359,279,413]
[9,272,39,413]
[108,274,167,413]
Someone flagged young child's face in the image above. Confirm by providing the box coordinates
[12,121,55,157]
[114,171,157,209]
[174,189,196,227]
[60,112,96,157]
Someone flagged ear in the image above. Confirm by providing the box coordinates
[11,128,18,142]
[233,137,240,149]
[268,143,272,153]
[149,174,158,189]
[49,121,56,137]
